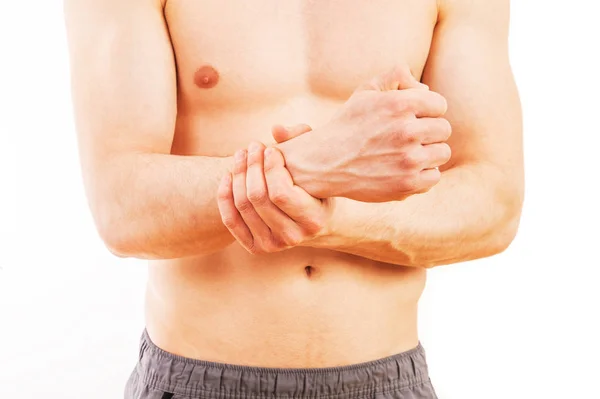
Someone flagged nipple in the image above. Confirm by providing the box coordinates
[194,65,220,89]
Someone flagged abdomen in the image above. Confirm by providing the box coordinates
[145,245,426,367]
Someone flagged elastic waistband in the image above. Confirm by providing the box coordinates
[136,329,430,398]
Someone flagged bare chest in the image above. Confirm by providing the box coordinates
[165,0,438,107]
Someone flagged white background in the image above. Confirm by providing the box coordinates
[1,1,599,398]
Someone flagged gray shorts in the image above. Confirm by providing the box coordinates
[125,329,438,399]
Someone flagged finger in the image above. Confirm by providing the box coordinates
[408,117,452,144]
[356,65,428,92]
[415,168,442,193]
[264,147,326,233]
[422,143,452,169]
[217,173,254,249]
[246,142,304,246]
[271,124,313,144]
[388,89,448,118]
[232,149,272,246]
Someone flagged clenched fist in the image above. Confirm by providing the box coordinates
[279,65,452,202]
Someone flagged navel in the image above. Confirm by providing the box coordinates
[304,265,314,278]
[194,65,220,89]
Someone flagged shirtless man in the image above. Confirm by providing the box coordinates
[64,0,523,398]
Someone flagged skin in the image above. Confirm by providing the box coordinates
[64,0,523,368]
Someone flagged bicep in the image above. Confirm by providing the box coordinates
[64,0,177,170]
[421,0,522,175]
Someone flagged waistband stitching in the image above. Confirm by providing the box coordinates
[142,370,428,399]
[142,330,425,376]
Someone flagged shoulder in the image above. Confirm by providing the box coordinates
[435,0,510,40]
[65,0,165,12]
[437,0,510,22]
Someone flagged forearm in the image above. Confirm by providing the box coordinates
[276,129,346,199]
[90,153,234,260]
[307,163,523,267]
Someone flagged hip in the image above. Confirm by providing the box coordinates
[125,329,438,399]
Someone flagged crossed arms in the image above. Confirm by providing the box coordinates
[64,0,523,267]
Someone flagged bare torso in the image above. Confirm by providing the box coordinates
[146,0,438,368]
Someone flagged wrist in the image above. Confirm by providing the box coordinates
[301,197,345,249]
[275,136,336,198]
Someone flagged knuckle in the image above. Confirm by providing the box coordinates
[376,93,397,113]
[303,217,324,235]
[234,197,253,213]
[247,188,269,206]
[221,215,236,229]
[398,173,420,192]
[384,99,398,114]
[262,239,281,253]
[246,243,261,255]
[400,150,424,169]
[217,189,231,201]
[280,230,301,247]
[395,120,418,143]
[397,92,420,113]
[393,97,413,114]
[405,97,419,113]
[269,189,289,207]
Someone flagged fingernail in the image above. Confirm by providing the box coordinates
[234,149,246,163]
[419,83,429,90]
[248,142,260,155]
[264,148,273,159]
[223,173,231,184]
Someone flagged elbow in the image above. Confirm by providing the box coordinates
[95,212,138,259]
[93,202,175,260]
[92,196,144,259]
[86,158,156,260]
[101,233,134,259]
[419,214,522,269]
[422,184,524,269]
[489,212,522,256]
[484,183,525,257]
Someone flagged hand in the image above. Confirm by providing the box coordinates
[217,126,334,255]
[277,65,452,203]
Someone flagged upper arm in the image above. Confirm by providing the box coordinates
[422,0,523,183]
[64,0,177,174]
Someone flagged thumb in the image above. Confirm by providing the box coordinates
[263,146,287,173]
[356,65,428,92]
[271,123,313,144]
